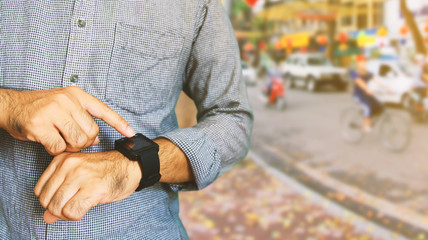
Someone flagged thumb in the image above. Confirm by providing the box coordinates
[43,210,60,224]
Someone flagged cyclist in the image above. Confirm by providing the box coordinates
[350,56,390,133]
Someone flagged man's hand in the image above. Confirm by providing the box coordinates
[34,151,141,224]
[0,87,135,155]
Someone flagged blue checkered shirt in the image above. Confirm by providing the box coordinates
[0,0,253,239]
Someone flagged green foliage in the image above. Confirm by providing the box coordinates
[232,0,250,16]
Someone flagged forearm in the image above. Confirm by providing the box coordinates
[156,138,194,184]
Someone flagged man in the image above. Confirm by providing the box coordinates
[351,57,388,133]
[0,0,253,239]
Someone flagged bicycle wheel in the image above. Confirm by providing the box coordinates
[340,106,364,143]
[380,112,411,152]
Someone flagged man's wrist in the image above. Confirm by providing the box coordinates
[111,150,142,189]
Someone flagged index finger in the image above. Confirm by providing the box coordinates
[79,93,135,138]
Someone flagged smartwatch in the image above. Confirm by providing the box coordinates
[115,133,161,191]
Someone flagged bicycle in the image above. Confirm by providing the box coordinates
[340,105,411,152]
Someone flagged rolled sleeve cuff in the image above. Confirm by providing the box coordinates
[159,127,221,192]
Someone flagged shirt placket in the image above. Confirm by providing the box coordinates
[47,1,96,239]
[62,0,96,88]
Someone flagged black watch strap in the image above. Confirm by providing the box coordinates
[135,149,161,191]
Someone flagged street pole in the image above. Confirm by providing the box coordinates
[326,0,338,62]
[368,0,373,29]
[399,0,427,55]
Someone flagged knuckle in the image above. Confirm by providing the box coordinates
[63,202,84,221]
[27,116,42,129]
[74,134,88,148]
[68,86,81,91]
[48,189,65,212]
[68,86,84,95]
[103,105,115,116]
[64,122,86,147]
[45,101,61,111]
[37,192,47,207]
[51,153,67,165]
[53,92,70,102]
[62,156,80,168]
[89,124,99,138]
[74,166,88,176]
[40,198,49,209]
[52,140,67,154]
[47,204,61,218]
[39,187,54,208]
[40,135,66,155]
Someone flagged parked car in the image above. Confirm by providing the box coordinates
[366,60,416,106]
[280,53,349,92]
[242,62,257,86]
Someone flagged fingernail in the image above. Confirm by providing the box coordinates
[127,126,135,137]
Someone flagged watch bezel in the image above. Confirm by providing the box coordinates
[114,133,159,161]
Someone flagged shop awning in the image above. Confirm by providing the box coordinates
[257,1,384,22]
[235,31,264,39]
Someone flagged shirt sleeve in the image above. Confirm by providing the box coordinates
[159,0,254,191]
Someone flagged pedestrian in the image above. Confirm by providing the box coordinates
[0,1,253,239]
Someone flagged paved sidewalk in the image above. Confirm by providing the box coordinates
[179,158,384,240]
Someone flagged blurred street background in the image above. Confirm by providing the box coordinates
[177,0,428,239]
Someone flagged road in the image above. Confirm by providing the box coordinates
[248,83,428,220]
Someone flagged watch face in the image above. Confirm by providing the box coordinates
[123,136,152,152]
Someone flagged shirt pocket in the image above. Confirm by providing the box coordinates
[106,22,184,115]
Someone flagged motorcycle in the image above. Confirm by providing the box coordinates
[261,75,286,110]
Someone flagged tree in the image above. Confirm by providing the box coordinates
[326,0,338,62]
[400,0,426,55]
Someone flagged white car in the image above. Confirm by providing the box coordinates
[366,60,416,106]
[242,62,257,86]
[280,53,349,92]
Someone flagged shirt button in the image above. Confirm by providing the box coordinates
[77,19,86,28]
[70,75,79,83]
